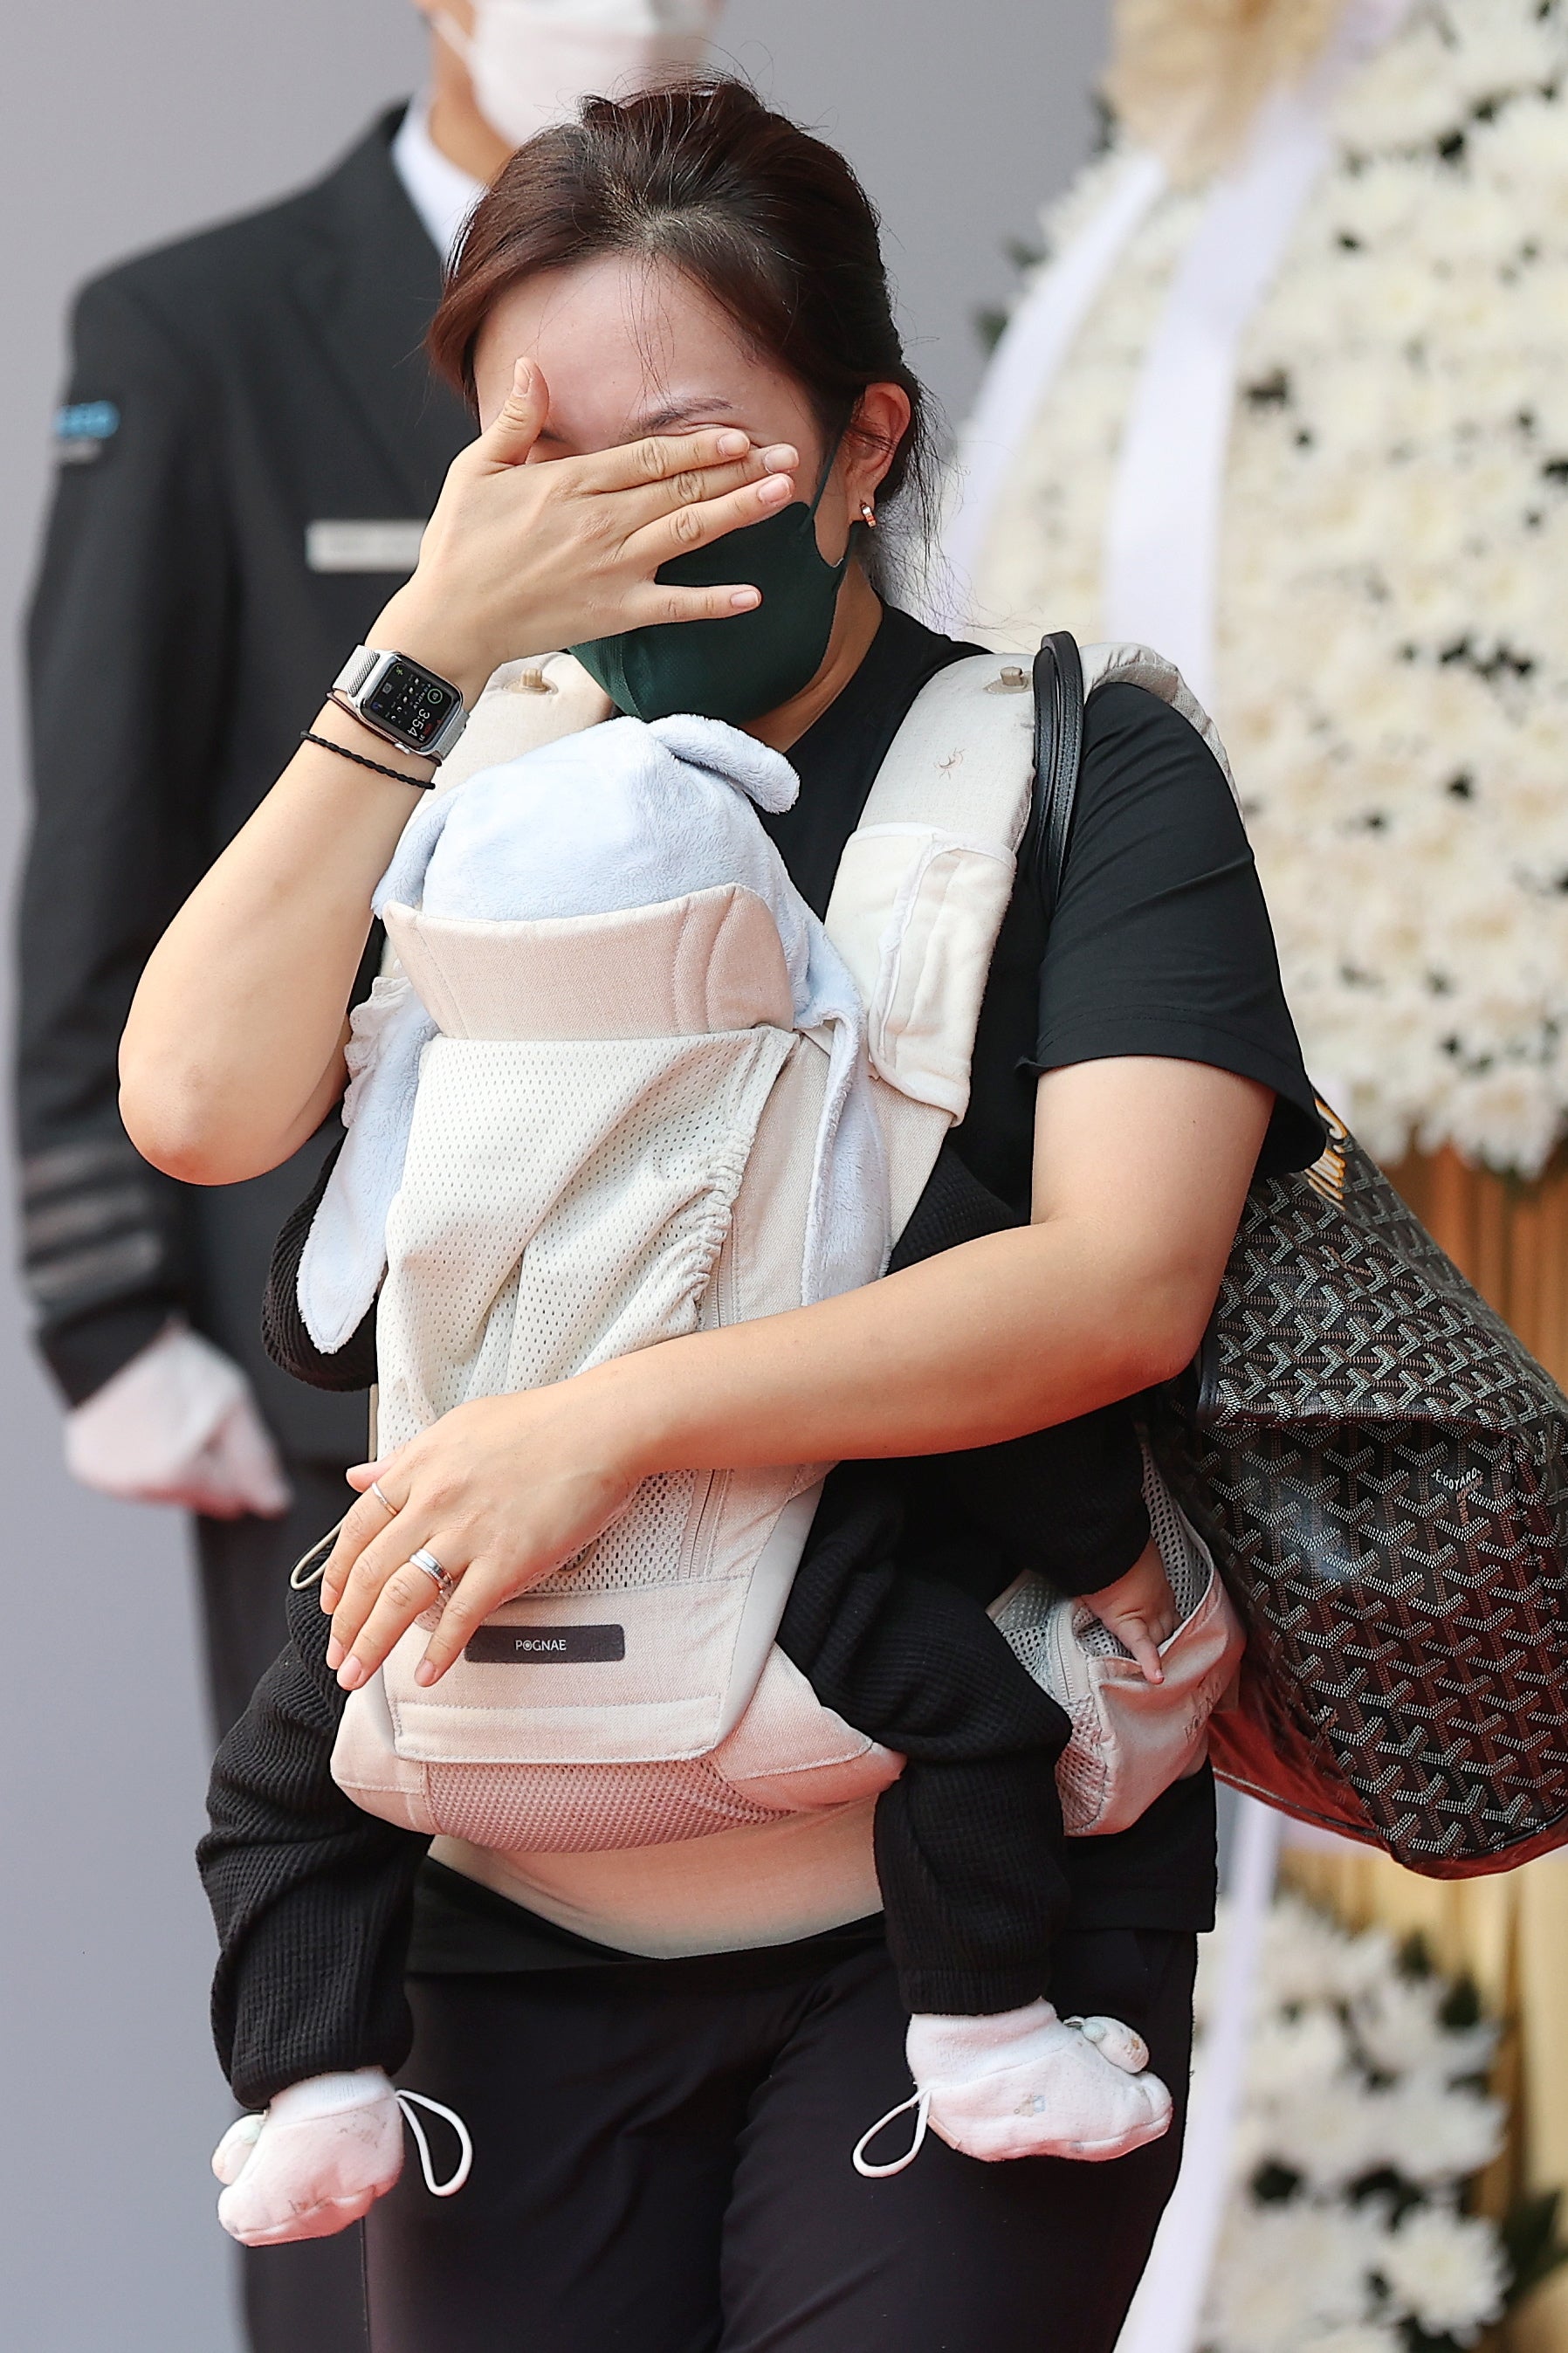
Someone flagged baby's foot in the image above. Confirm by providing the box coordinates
[214,2069,406,2246]
[1070,2013,1152,2074]
[857,1999,1173,2171]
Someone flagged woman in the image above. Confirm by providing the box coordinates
[123,79,1324,2353]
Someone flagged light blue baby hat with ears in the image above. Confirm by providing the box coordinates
[297,714,891,1352]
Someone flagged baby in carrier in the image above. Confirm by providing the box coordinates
[214,711,1228,2241]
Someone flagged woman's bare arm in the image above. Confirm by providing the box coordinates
[598,1058,1264,1462]
[119,371,797,1184]
[323,1056,1271,1687]
[119,711,427,1184]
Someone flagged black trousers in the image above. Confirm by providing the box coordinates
[367,1925,1195,2353]
[196,1457,372,2353]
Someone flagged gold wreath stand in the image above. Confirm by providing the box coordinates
[1280,1146,1568,2353]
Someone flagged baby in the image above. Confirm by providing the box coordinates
[207,714,1187,2243]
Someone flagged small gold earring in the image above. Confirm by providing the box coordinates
[860,501,877,529]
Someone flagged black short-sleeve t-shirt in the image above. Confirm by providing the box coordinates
[408,605,1324,1970]
[766,606,1324,1217]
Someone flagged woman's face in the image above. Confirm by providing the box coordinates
[471,252,882,562]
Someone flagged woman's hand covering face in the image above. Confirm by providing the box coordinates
[372,357,800,703]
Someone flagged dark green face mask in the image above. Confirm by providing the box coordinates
[570,446,848,726]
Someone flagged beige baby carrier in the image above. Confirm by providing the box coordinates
[327,645,1244,1852]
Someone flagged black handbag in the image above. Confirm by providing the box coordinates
[1030,630,1568,1876]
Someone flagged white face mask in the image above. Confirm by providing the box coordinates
[435,0,722,150]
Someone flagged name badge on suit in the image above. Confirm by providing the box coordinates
[306,519,427,574]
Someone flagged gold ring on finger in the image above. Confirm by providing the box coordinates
[370,1481,397,1517]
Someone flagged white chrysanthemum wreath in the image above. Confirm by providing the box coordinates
[974,0,1568,1173]
[1195,1892,1565,2353]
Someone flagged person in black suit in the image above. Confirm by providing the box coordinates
[17,7,720,2348]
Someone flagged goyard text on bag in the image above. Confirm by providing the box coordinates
[1030,630,1568,1878]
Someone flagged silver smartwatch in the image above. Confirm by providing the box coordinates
[330,644,469,764]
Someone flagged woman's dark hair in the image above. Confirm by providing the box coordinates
[429,78,934,559]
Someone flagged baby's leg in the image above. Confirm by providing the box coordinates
[778,1463,1071,2012]
[870,1762,1172,2171]
[781,1469,1172,2165]
[874,1756,1069,2015]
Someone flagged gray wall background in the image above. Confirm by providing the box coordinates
[0,5,1107,2344]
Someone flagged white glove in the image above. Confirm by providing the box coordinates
[854,2000,1173,2175]
[213,2070,472,2246]
[64,1320,291,1519]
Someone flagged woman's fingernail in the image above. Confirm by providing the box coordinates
[717,430,750,457]
[338,1655,367,1690]
[757,473,791,505]
[415,1660,438,1688]
[760,444,798,472]
[326,1637,344,1670]
[730,588,761,611]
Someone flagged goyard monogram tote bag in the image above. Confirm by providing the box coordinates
[1030,631,1568,1876]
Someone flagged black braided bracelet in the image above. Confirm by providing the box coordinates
[299,728,434,789]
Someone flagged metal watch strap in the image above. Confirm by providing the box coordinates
[332,644,382,698]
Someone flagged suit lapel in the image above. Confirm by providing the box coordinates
[292,108,474,513]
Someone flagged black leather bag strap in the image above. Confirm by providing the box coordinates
[1025,629,1086,925]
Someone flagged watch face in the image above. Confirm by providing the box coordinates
[364,658,457,749]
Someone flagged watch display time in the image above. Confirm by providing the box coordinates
[362,658,459,751]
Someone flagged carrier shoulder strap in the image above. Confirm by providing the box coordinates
[822,650,1035,1231]
[1029,635,1243,920]
[428,636,1233,1172]
[376,655,615,984]
[1028,631,1238,918]
[435,653,616,796]
[1076,640,1241,812]
[822,652,1035,1116]
[823,635,1235,1232]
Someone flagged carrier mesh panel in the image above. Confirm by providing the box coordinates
[1071,1615,1126,1661]
[993,1587,1054,1681]
[377,1029,787,1456]
[527,1470,703,1596]
[423,1754,786,1853]
[1069,1449,1210,1660]
[987,1582,1110,1827]
[995,1449,1211,1674]
[497,1041,758,1382]
[1144,1452,1211,1621]
[997,1449,1219,1832]
[1056,1704,1111,1827]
